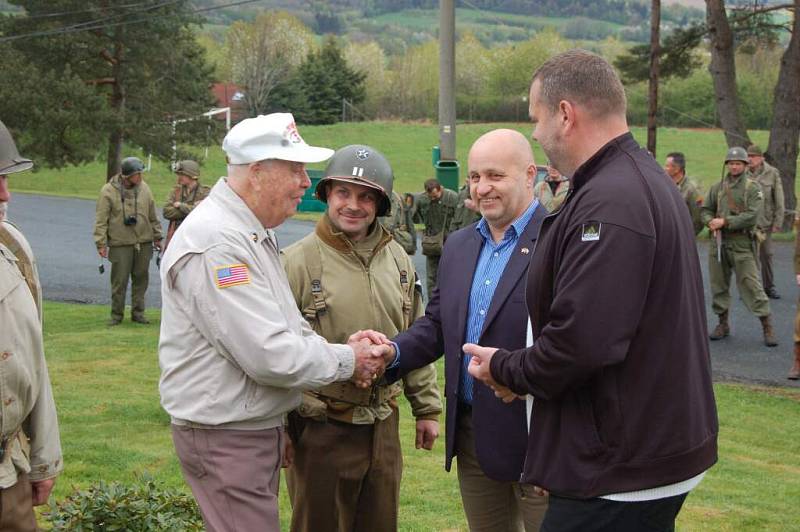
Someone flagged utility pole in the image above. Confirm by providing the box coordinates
[439,0,456,162]
[647,0,661,156]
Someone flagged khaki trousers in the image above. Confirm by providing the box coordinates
[286,410,402,532]
[171,425,283,532]
[456,408,547,532]
[0,472,37,532]
[108,244,152,321]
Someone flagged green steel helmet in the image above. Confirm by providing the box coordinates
[725,146,748,164]
[175,159,200,179]
[121,157,145,178]
[316,144,393,217]
[0,120,33,175]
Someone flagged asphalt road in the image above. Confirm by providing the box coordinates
[9,192,798,388]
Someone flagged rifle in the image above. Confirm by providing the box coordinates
[715,229,722,263]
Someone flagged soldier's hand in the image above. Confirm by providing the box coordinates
[708,218,725,231]
[31,478,55,506]
[415,419,439,450]
[282,437,294,468]
[98,246,108,258]
[153,240,163,251]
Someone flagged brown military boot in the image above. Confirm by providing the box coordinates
[788,343,800,380]
[709,312,729,341]
[759,315,778,347]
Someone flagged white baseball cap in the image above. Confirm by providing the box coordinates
[222,113,334,164]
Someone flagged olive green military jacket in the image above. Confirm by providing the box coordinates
[93,175,163,249]
[162,182,211,225]
[379,190,417,255]
[676,175,704,235]
[449,183,480,232]
[533,178,569,213]
[414,187,459,237]
[750,161,784,229]
[701,173,763,237]
[0,236,62,489]
[282,215,442,425]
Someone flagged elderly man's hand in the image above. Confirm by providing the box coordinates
[31,478,56,506]
[349,339,388,388]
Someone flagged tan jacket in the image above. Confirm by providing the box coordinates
[0,230,62,489]
[676,175,704,235]
[533,178,569,213]
[750,161,785,229]
[93,175,163,249]
[162,182,211,225]
[158,178,355,430]
[282,215,442,425]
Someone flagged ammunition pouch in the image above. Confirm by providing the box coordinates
[752,227,767,244]
[317,381,394,408]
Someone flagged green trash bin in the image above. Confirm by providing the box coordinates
[432,146,441,166]
[435,160,459,192]
[299,169,326,212]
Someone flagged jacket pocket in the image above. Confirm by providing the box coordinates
[577,392,605,456]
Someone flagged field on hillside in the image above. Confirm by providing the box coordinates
[37,301,800,530]
[10,122,790,205]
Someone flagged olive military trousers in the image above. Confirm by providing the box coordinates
[758,228,775,292]
[108,244,152,321]
[286,409,402,532]
[709,238,770,317]
[0,472,37,532]
[425,254,441,302]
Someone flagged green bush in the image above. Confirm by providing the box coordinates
[45,477,203,531]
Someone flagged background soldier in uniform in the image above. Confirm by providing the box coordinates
[162,159,210,249]
[415,178,458,300]
[791,214,800,380]
[747,144,784,299]
[449,177,481,232]
[282,145,441,532]
[702,146,776,347]
[93,156,163,325]
[379,189,417,255]
[664,152,704,235]
[0,120,63,531]
[533,163,569,213]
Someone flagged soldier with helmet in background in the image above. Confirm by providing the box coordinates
[747,144,785,300]
[0,120,63,531]
[93,156,162,325]
[162,160,210,249]
[702,146,776,347]
[281,144,442,532]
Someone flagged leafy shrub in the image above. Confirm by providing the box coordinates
[45,477,203,531]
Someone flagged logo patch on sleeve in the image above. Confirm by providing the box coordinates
[215,264,250,289]
[581,222,601,242]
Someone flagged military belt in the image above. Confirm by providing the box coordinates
[317,381,393,408]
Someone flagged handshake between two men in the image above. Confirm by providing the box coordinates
[347,330,520,404]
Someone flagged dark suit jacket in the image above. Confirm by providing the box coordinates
[387,204,546,481]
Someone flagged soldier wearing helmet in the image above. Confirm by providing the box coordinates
[281,144,441,532]
[0,120,63,530]
[92,156,163,325]
[746,144,785,300]
[702,146,776,346]
[162,160,210,250]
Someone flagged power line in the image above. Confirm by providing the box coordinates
[15,2,159,20]
[0,0,266,43]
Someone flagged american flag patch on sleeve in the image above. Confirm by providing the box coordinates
[214,264,250,289]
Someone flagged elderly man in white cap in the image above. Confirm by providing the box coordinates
[158,113,391,532]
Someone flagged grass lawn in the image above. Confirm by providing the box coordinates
[39,300,800,530]
[9,122,795,204]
